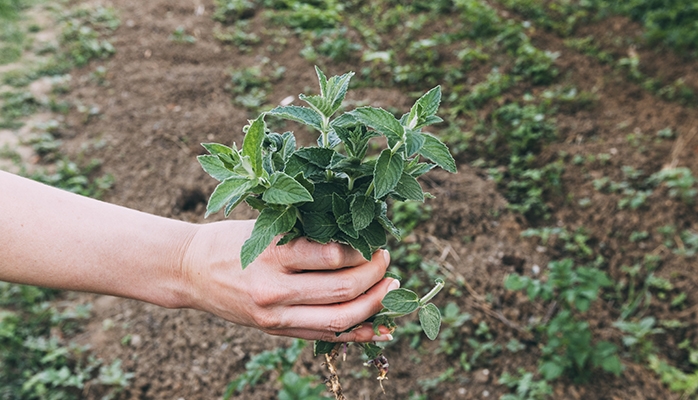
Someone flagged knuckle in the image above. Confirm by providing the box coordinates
[321,242,345,269]
[252,310,281,330]
[250,288,283,308]
[327,311,354,333]
[332,275,360,301]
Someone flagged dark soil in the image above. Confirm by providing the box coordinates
[37,0,698,398]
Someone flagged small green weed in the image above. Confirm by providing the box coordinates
[224,339,330,400]
[499,368,552,400]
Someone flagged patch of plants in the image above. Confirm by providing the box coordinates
[505,258,622,381]
[0,283,132,399]
[199,67,456,397]
[224,339,330,400]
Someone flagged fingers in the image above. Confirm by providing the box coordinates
[268,239,369,272]
[266,323,394,343]
[271,249,390,305]
[274,277,399,332]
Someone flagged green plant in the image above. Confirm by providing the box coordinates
[613,316,663,361]
[0,284,132,399]
[224,339,330,399]
[199,67,454,393]
[169,26,196,44]
[505,258,621,381]
[499,368,552,400]
[648,167,696,204]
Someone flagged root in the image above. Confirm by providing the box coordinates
[323,348,346,400]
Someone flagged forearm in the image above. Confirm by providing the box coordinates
[0,170,196,308]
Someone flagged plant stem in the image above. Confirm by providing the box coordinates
[419,279,445,305]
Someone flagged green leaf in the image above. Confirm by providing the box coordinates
[350,194,375,231]
[323,69,354,114]
[201,142,235,157]
[360,220,387,248]
[418,303,442,340]
[373,150,404,198]
[381,288,420,314]
[539,361,564,381]
[407,86,441,129]
[241,206,297,268]
[377,202,402,240]
[394,172,424,201]
[262,172,313,205]
[295,147,336,169]
[197,155,235,181]
[284,154,324,181]
[351,107,405,143]
[268,105,324,132]
[404,129,425,157]
[338,232,371,260]
[418,133,457,173]
[206,177,256,217]
[242,115,266,177]
[302,212,338,243]
[314,340,337,356]
[337,213,358,239]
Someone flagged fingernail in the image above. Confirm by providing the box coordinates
[388,278,400,291]
[382,249,390,265]
[371,334,393,342]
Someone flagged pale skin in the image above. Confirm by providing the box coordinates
[0,170,398,342]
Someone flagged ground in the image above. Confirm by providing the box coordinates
[3,0,698,399]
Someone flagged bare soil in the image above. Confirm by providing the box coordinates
[27,0,698,398]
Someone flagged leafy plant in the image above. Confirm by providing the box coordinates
[499,368,552,400]
[200,67,455,392]
[224,339,329,400]
[505,258,621,381]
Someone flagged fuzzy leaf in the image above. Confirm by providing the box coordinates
[377,202,402,240]
[373,150,404,198]
[241,207,297,268]
[295,147,336,169]
[314,340,337,356]
[394,172,424,201]
[351,107,405,143]
[408,86,441,129]
[418,303,442,340]
[198,155,235,182]
[284,154,324,181]
[338,232,371,260]
[268,105,324,132]
[262,172,313,205]
[360,220,387,248]
[205,177,256,217]
[382,288,420,314]
[201,142,235,157]
[404,129,426,157]
[418,133,457,173]
[350,194,375,231]
[302,212,338,243]
[242,115,266,177]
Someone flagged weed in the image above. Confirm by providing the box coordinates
[499,369,553,400]
[648,167,696,204]
[224,339,330,399]
[505,258,621,381]
[169,26,197,44]
[613,317,663,361]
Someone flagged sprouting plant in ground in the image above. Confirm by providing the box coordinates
[461,321,502,371]
[613,316,663,362]
[648,167,696,204]
[0,283,132,399]
[169,26,197,44]
[499,368,553,400]
[224,339,330,400]
[649,340,698,398]
[505,258,621,381]
[199,67,455,396]
[229,63,285,112]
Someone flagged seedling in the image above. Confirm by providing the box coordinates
[199,67,455,396]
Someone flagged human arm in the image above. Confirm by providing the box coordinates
[0,170,396,342]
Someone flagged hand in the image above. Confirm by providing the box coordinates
[181,219,398,342]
